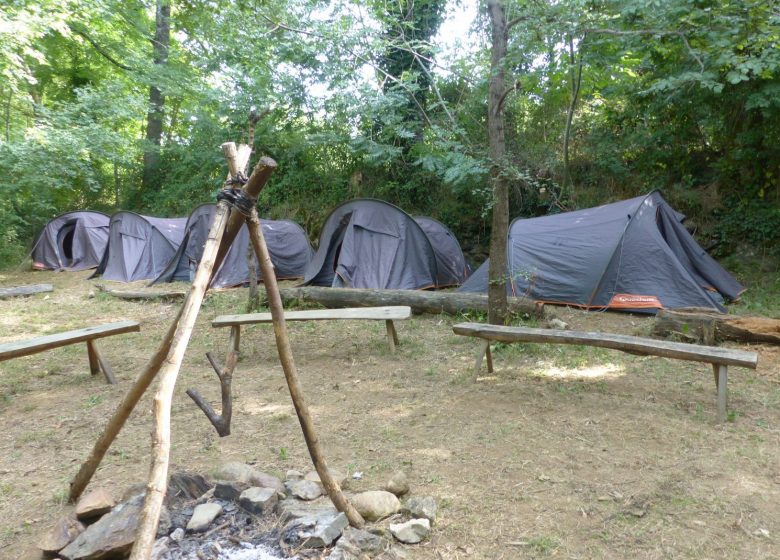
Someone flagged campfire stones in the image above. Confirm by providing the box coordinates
[239,486,278,515]
[401,496,437,524]
[291,479,323,500]
[349,491,401,522]
[169,471,213,499]
[328,526,390,558]
[214,480,250,501]
[286,469,303,481]
[38,515,86,555]
[60,493,144,560]
[304,468,349,489]
[276,496,339,523]
[75,488,115,521]
[186,502,223,532]
[383,471,410,497]
[214,461,286,495]
[389,519,431,544]
[282,512,349,549]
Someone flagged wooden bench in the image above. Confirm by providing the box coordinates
[452,323,759,423]
[212,306,412,353]
[0,321,141,385]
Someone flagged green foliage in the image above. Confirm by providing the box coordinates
[0,0,778,270]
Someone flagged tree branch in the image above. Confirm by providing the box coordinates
[68,24,133,71]
[585,28,704,71]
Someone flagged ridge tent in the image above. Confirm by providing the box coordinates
[413,216,470,287]
[459,191,744,313]
[301,199,440,290]
[32,211,109,271]
[151,203,314,288]
[93,212,187,282]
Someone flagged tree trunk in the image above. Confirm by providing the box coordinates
[487,0,509,325]
[563,34,584,196]
[141,0,171,194]
[276,286,544,318]
[652,308,780,346]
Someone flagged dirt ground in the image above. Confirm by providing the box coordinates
[1,269,779,560]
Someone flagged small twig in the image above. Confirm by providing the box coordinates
[202,520,231,538]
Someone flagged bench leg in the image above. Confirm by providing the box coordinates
[715,364,728,423]
[87,340,117,385]
[385,320,399,352]
[229,325,241,355]
[474,340,494,374]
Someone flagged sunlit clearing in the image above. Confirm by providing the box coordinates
[534,362,625,380]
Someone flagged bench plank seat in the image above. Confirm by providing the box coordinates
[453,322,759,423]
[213,306,411,327]
[213,306,411,352]
[0,320,141,384]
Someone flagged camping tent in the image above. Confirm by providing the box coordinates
[459,191,744,312]
[301,199,441,290]
[32,211,110,271]
[413,216,469,287]
[152,203,313,288]
[93,212,187,282]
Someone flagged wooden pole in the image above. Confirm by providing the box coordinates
[69,307,183,502]
[186,350,236,436]
[131,148,277,560]
[68,149,270,507]
[245,208,365,528]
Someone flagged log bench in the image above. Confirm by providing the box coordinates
[0,321,141,384]
[452,323,759,423]
[212,306,412,353]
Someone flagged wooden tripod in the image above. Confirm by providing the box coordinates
[68,142,362,560]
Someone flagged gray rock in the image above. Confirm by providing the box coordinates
[214,480,250,501]
[186,502,223,532]
[286,469,304,481]
[350,491,401,521]
[332,527,390,557]
[38,515,85,555]
[239,487,278,516]
[169,527,185,542]
[548,317,569,330]
[305,468,348,489]
[383,471,410,497]
[389,519,430,544]
[60,494,143,560]
[169,471,213,500]
[150,536,170,560]
[276,497,338,523]
[402,496,437,524]
[291,479,323,501]
[214,462,286,495]
[282,512,348,549]
[75,488,115,521]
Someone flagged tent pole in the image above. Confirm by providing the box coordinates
[245,208,365,528]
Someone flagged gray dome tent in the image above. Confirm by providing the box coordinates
[413,216,469,288]
[32,210,109,271]
[301,199,440,290]
[93,212,187,282]
[151,203,314,288]
[459,191,744,312]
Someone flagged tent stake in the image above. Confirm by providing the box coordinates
[245,208,365,528]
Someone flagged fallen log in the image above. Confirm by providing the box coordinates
[94,284,186,301]
[277,286,545,318]
[0,284,53,299]
[652,308,780,346]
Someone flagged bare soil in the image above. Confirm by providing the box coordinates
[1,269,779,560]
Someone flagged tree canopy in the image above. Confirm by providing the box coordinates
[1,0,778,267]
